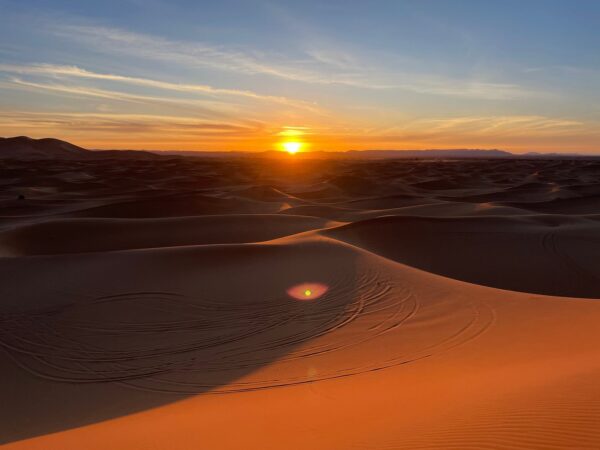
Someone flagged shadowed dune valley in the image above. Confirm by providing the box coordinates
[2,1,600,448]
[2,146,600,449]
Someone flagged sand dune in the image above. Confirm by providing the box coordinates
[0,215,336,256]
[327,214,600,297]
[2,157,600,449]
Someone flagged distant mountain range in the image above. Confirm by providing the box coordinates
[0,136,596,160]
[142,148,600,159]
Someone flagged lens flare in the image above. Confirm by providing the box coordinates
[287,283,328,301]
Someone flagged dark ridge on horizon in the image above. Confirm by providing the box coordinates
[150,148,600,159]
[1,136,598,160]
[0,136,162,160]
[153,149,516,159]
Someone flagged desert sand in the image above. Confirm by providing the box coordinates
[2,156,600,449]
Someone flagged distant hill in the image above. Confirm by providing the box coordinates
[0,136,90,159]
[158,148,599,159]
[0,136,162,160]
[155,148,515,159]
[345,149,514,159]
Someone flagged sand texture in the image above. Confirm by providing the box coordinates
[1,157,600,449]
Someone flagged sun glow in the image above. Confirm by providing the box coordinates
[282,141,302,154]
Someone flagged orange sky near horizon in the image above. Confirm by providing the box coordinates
[2,119,598,154]
[5,133,598,155]
[1,102,598,153]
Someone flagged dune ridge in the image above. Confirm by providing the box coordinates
[2,156,600,449]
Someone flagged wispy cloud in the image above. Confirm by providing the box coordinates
[417,115,588,136]
[0,63,320,111]
[50,24,534,99]
[0,111,265,142]
[345,115,600,150]
[54,24,331,84]
[2,77,237,119]
[394,80,536,100]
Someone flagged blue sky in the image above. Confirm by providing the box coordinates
[1,0,599,152]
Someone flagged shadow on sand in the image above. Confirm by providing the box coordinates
[0,241,359,444]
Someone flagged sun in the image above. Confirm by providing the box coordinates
[282,141,302,154]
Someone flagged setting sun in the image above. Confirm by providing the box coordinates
[282,141,302,154]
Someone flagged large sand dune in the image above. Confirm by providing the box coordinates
[1,157,600,449]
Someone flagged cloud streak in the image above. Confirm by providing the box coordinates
[414,115,589,136]
[0,63,320,111]
[0,111,265,142]
[55,24,330,84]
[2,77,238,120]
[51,24,534,99]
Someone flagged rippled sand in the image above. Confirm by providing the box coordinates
[2,157,600,449]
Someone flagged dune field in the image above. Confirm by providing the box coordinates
[1,156,600,449]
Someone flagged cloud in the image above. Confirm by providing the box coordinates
[0,110,263,137]
[303,48,357,70]
[349,114,591,140]
[394,80,535,100]
[340,114,600,151]
[417,115,588,135]
[2,77,236,119]
[54,24,331,83]
[342,114,595,143]
[0,63,320,111]
[50,24,535,99]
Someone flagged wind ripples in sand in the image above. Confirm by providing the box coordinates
[0,264,493,395]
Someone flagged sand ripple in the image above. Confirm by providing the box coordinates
[0,261,493,395]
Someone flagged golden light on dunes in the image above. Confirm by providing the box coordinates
[282,141,302,154]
